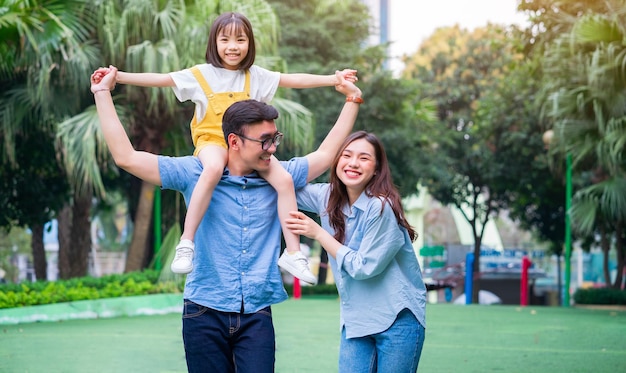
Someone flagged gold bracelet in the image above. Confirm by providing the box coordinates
[346,96,363,104]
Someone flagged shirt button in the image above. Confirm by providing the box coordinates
[242,186,246,190]
[243,227,248,232]
[241,272,245,276]
[244,206,248,210]
[243,250,247,254]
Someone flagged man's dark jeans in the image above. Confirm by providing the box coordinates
[183,300,275,373]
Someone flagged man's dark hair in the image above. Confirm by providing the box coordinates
[222,100,279,145]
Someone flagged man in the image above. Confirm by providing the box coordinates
[90,65,362,372]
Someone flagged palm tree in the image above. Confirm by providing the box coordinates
[541,3,626,289]
[58,0,315,272]
[0,0,101,279]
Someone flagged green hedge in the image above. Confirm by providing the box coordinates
[0,270,184,309]
[284,283,338,296]
[0,272,339,309]
[574,287,626,305]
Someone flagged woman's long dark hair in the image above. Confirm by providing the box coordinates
[205,12,256,70]
[326,131,417,243]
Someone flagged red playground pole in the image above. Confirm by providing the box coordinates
[521,256,531,306]
[293,278,301,299]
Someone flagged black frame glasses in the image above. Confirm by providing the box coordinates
[236,132,283,151]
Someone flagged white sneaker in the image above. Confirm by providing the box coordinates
[171,239,194,274]
[278,251,317,285]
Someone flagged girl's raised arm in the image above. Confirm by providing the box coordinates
[278,68,357,89]
[116,71,176,88]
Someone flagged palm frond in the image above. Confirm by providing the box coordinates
[570,176,626,235]
[570,192,598,236]
[150,223,181,282]
[55,102,129,198]
[125,39,181,116]
[271,97,314,155]
[572,14,621,45]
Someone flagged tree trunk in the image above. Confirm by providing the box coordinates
[556,253,562,306]
[318,250,329,285]
[472,240,481,304]
[68,192,92,278]
[125,181,155,272]
[612,222,624,289]
[57,204,72,279]
[600,227,611,286]
[30,223,47,281]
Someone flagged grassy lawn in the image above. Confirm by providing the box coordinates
[1,296,624,372]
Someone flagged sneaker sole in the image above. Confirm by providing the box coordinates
[170,264,193,274]
[278,258,317,285]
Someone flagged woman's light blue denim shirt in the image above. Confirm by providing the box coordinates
[297,183,427,338]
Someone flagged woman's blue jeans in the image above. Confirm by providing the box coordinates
[339,308,426,373]
[182,300,275,373]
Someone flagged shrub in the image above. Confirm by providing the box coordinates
[0,270,184,309]
[284,283,338,296]
[0,272,341,309]
[574,287,626,305]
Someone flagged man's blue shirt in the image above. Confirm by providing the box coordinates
[159,155,308,313]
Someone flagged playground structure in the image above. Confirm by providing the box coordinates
[421,245,548,305]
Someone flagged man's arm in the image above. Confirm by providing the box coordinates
[304,72,362,182]
[91,66,162,185]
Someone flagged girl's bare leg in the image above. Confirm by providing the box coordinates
[171,145,227,274]
[261,156,317,284]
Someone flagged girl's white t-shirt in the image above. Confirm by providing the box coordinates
[169,64,281,121]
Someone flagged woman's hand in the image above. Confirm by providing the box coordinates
[334,70,362,100]
[285,211,323,240]
[337,68,358,83]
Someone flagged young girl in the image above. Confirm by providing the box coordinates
[115,12,357,282]
[286,131,427,372]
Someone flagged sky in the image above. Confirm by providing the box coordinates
[387,0,528,72]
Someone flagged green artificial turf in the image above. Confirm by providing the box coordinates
[1,296,624,372]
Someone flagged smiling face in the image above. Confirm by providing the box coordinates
[228,120,279,175]
[216,24,250,70]
[336,138,377,201]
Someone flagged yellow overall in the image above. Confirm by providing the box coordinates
[189,66,251,155]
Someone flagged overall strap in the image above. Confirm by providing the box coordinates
[191,66,250,95]
[190,66,214,96]
[243,69,251,93]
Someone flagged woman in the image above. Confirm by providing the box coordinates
[286,131,427,373]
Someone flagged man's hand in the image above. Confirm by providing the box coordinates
[90,65,118,93]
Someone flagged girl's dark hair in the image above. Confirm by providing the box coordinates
[326,131,417,243]
[205,12,256,70]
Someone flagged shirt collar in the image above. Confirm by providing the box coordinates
[343,190,370,216]
[222,167,266,185]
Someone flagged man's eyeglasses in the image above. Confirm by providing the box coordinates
[236,132,283,151]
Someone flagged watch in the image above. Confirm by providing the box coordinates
[345,96,363,104]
